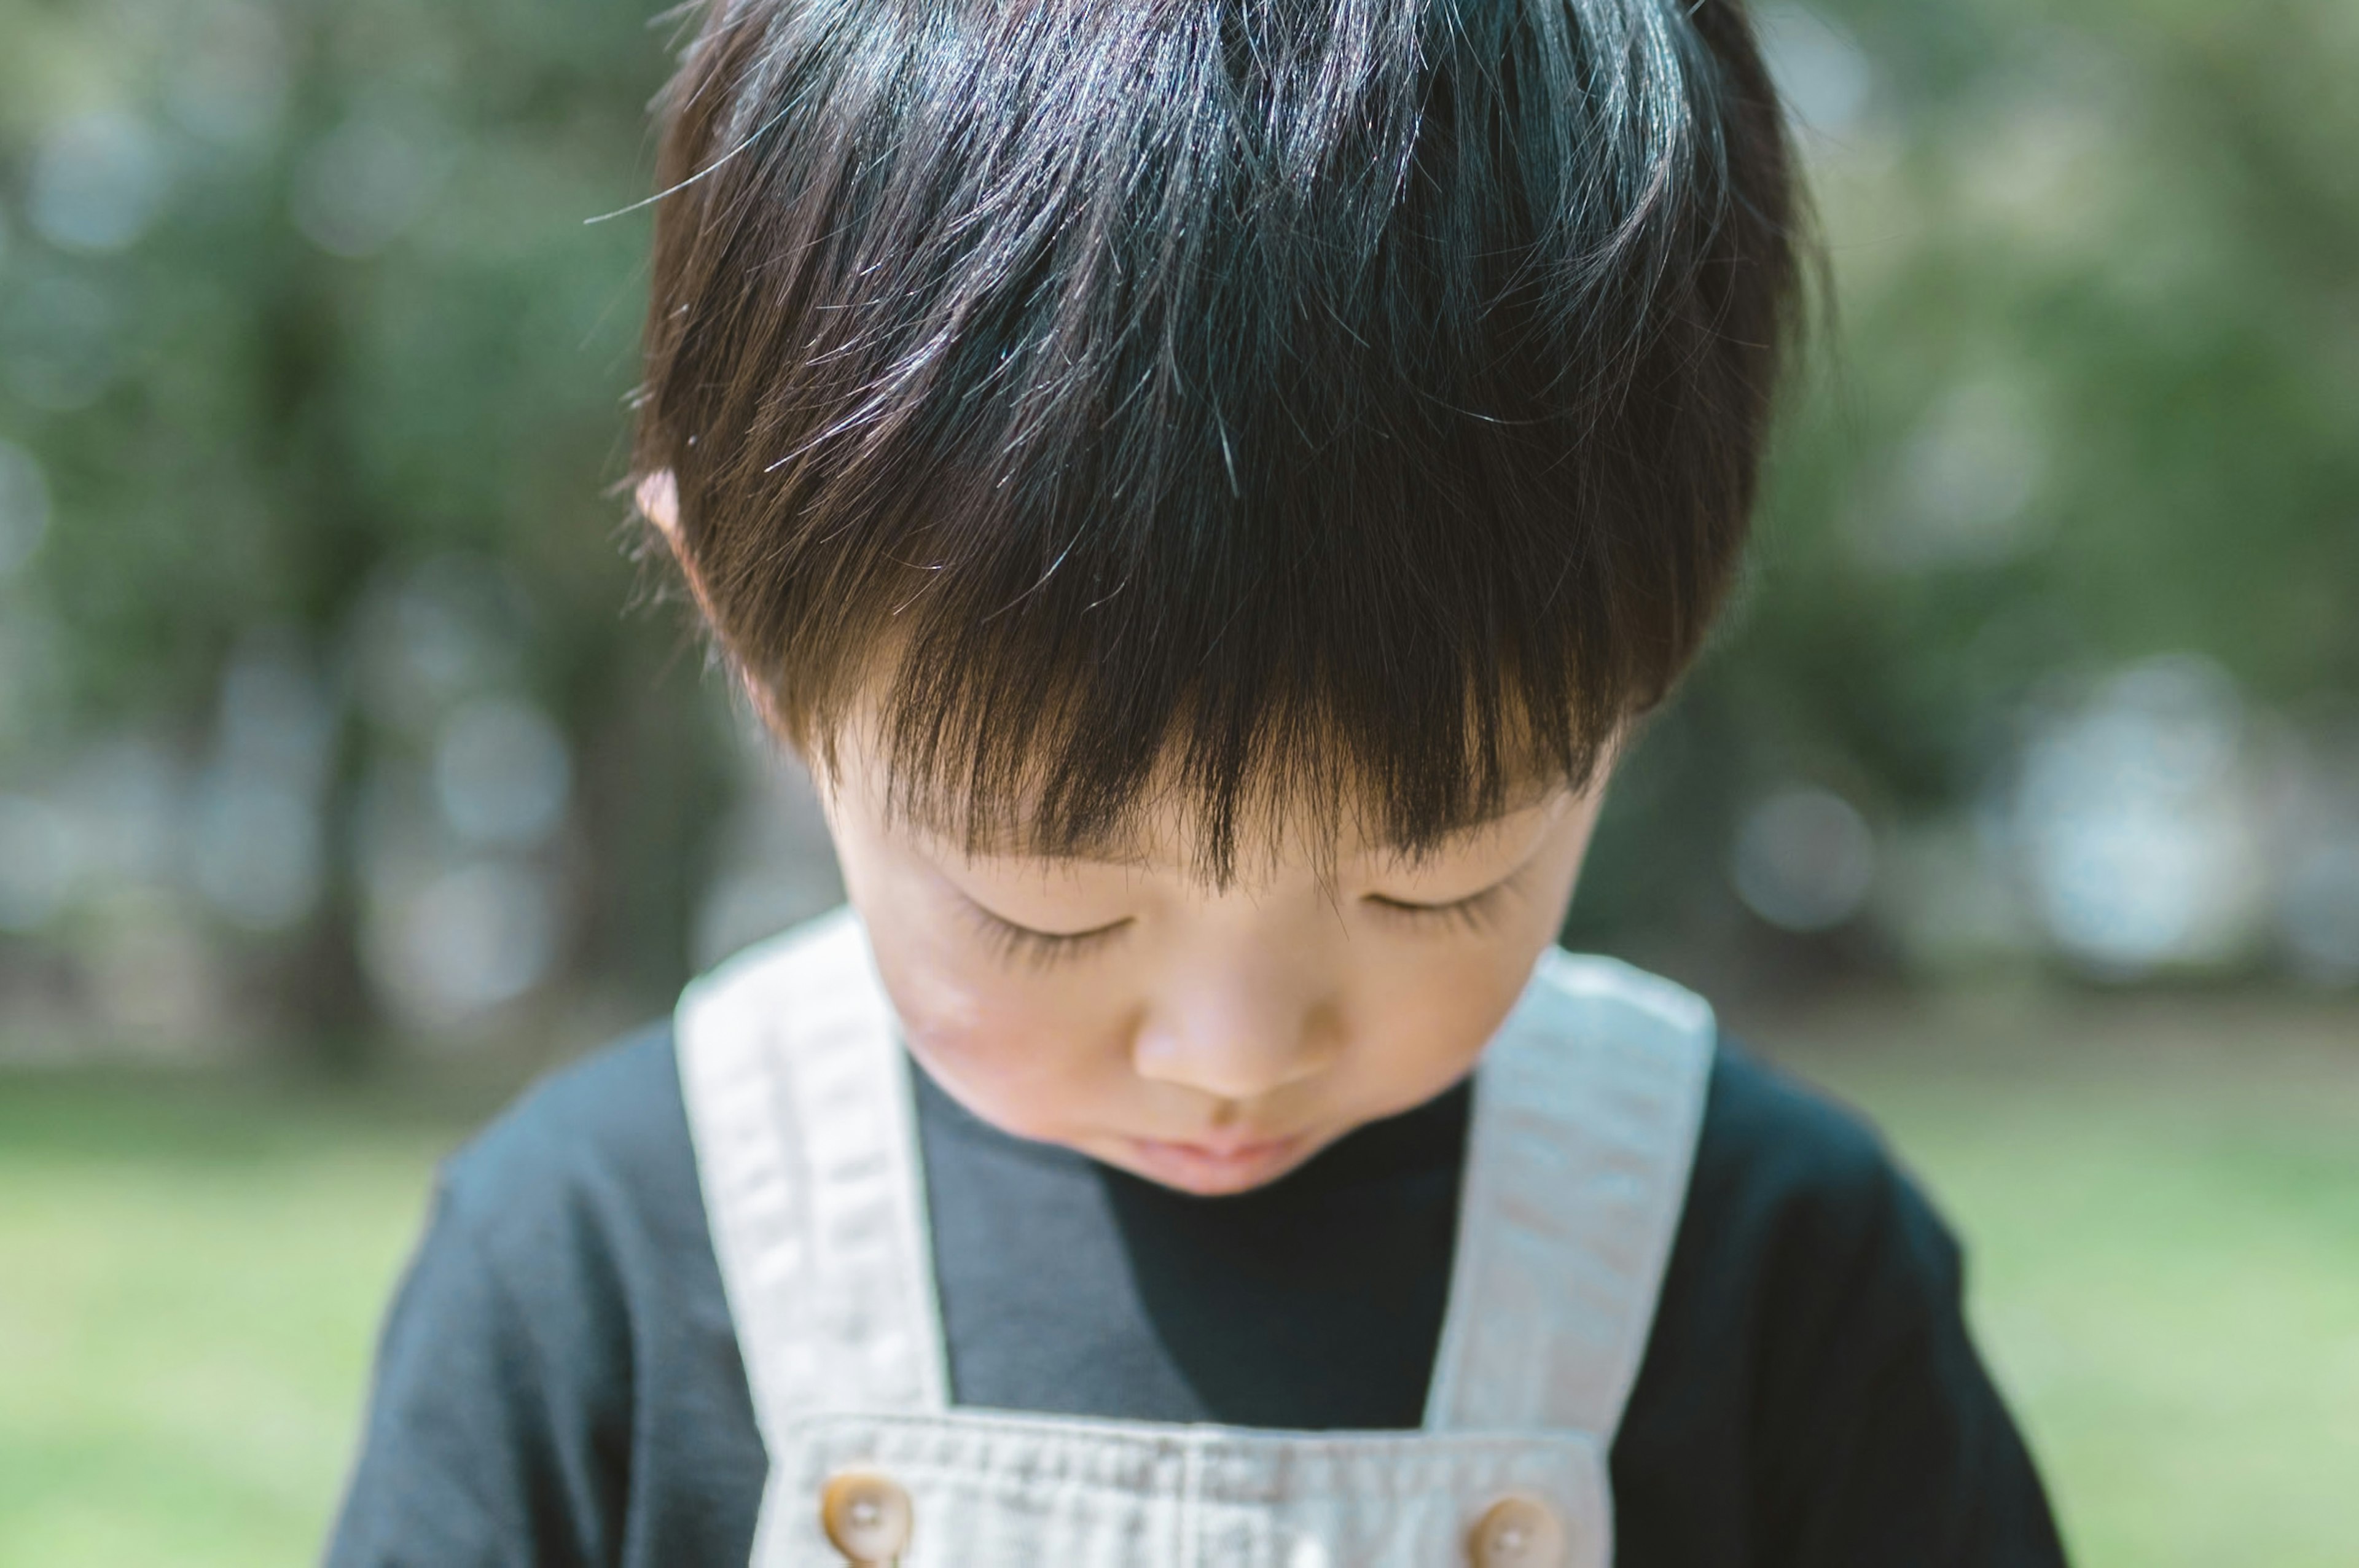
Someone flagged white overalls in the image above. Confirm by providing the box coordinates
[676,909,1715,1568]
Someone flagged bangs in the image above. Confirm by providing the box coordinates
[635,0,1800,880]
[854,625,1611,881]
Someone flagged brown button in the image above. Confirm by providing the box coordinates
[820,1469,913,1563]
[1469,1492,1567,1568]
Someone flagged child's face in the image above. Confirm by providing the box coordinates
[816,731,1614,1196]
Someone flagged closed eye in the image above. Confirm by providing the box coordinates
[961,900,1134,969]
[1362,844,1549,935]
[1363,884,1509,934]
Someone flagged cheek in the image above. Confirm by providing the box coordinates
[1349,913,1563,1096]
[864,920,1135,1138]
[1366,951,1529,1066]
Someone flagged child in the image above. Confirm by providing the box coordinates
[331,0,2066,1562]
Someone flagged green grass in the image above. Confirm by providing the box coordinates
[0,1074,474,1568]
[1755,988,2359,1567]
[3,989,2356,1566]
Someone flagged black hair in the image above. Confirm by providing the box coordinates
[634,0,1801,878]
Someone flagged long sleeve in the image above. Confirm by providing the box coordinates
[326,1180,625,1567]
[325,1029,765,1568]
[1615,1045,2068,1567]
[1754,1160,2063,1564]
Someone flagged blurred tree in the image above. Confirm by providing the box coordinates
[0,0,729,1053]
[1575,0,2359,981]
[0,0,2353,1049]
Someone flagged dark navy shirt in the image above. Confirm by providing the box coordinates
[327,1028,2067,1566]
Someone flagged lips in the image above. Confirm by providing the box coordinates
[1123,1131,1308,1195]
[1165,1133,1291,1160]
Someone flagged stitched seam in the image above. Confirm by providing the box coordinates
[1178,1428,1205,1566]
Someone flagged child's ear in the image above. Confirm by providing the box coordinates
[636,466,719,624]
[635,468,682,544]
[635,466,804,767]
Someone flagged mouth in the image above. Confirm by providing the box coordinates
[1122,1131,1309,1195]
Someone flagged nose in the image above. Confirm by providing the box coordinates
[1129,962,1341,1104]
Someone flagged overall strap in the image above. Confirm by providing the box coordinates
[675,908,949,1448]
[681,910,1713,1451]
[1423,949,1716,1440]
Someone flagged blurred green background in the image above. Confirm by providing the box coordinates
[1,0,2354,1562]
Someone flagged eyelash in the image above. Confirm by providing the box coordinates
[964,904,1133,970]
[1366,883,1510,934]
[960,865,1524,965]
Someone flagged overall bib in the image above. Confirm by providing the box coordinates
[677,910,1713,1568]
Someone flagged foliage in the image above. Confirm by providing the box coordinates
[0,0,2352,1041]
[1,0,722,1038]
